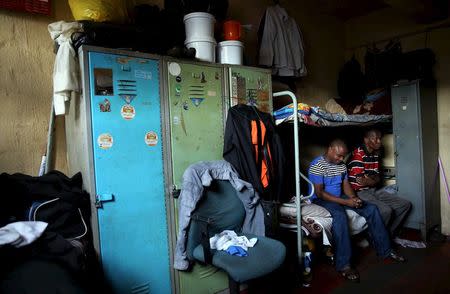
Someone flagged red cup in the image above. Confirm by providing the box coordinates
[223,20,241,41]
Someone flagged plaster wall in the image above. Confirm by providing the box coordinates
[0,0,344,176]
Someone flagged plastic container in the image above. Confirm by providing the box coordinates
[68,0,127,23]
[0,0,51,15]
[302,251,313,287]
[217,40,244,65]
[183,12,215,42]
[185,38,216,62]
[223,20,241,40]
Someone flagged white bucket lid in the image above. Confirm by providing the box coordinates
[218,40,244,48]
[183,12,215,23]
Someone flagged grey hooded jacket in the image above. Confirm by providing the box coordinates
[173,160,265,270]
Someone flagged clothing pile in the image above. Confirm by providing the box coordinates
[0,171,92,277]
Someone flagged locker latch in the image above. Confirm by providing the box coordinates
[171,185,181,199]
[95,193,115,208]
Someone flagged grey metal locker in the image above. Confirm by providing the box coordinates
[391,80,440,239]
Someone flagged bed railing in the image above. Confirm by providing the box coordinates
[273,90,315,268]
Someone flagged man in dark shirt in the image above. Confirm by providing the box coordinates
[348,129,412,236]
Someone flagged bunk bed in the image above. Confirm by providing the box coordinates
[272,91,393,276]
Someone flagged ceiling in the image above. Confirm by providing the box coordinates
[316,0,449,23]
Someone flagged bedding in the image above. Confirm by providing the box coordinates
[279,201,368,246]
[274,104,391,127]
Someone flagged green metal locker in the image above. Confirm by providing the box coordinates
[225,65,273,114]
[163,59,229,294]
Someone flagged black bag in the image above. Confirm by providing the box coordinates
[337,56,366,103]
[261,200,280,238]
[397,48,435,82]
[29,197,89,240]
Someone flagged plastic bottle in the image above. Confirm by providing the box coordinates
[302,251,313,287]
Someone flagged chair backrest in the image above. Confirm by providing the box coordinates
[186,180,246,260]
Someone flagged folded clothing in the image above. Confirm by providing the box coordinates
[273,103,311,119]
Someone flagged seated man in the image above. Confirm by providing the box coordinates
[348,129,412,236]
[308,139,405,282]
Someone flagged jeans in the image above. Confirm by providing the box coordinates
[313,198,392,271]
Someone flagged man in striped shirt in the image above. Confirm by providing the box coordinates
[348,129,411,236]
[308,139,405,282]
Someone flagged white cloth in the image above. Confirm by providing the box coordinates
[258,4,307,77]
[279,202,368,246]
[48,21,82,115]
[393,237,426,248]
[0,221,48,248]
[209,230,258,251]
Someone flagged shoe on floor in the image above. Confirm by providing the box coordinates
[385,251,406,263]
[339,266,360,283]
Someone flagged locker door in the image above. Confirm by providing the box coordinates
[392,83,424,230]
[227,66,273,113]
[167,61,225,188]
[166,60,228,294]
[88,52,171,293]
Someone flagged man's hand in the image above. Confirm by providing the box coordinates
[346,197,363,208]
[356,174,378,187]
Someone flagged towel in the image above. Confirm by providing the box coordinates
[48,21,83,115]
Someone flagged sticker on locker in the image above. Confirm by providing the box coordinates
[97,133,113,149]
[145,131,158,146]
[121,105,136,120]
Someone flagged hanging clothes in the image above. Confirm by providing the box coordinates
[223,104,285,202]
[48,21,83,116]
[337,55,366,104]
[258,4,307,77]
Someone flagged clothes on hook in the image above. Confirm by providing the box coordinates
[258,4,307,77]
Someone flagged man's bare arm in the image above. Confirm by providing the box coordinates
[356,174,380,186]
[314,183,360,208]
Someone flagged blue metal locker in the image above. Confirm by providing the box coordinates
[67,48,172,293]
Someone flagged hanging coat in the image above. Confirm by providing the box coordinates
[223,104,285,202]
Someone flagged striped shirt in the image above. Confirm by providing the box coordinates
[308,156,348,199]
[347,146,379,191]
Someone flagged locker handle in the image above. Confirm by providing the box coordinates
[171,186,181,199]
[95,193,115,208]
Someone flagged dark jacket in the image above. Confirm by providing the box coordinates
[223,104,285,202]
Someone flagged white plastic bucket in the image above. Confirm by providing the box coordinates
[217,40,244,65]
[185,39,216,62]
[184,12,215,41]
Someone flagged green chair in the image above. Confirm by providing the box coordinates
[186,180,286,294]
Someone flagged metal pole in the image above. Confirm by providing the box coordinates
[273,91,301,263]
[45,98,56,174]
